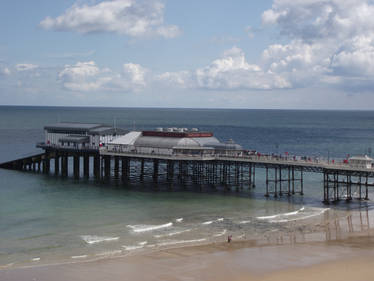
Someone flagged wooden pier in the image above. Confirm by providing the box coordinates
[2,146,374,204]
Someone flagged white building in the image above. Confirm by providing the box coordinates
[42,122,127,150]
[349,155,373,169]
[106,128,243,156]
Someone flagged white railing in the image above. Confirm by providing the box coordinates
[101,146,374,172]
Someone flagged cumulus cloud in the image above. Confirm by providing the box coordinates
[157,0,374,92]
[0,66,10,76]
[58,61,147,92]
[157,47,291,90]
[15,64,39,72]
[40,0,180,38]
[260,0,374,89]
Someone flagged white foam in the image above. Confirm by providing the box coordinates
[31,257,40,262]
[269,208,330,223]
[138,241,148,246]
[122,245,144,251]
[239,220,251,224]
[71,255,88,259]
[176,218,183,222]
[127,222,173,233]
[0,263,14,269]
[157,238,207,247]
[256,207,329,223]
[80,235,119,245]
[202,218,224,225]
[213,229,227,237]
[95,250,122,257]
[256,207,305,220]
[154,229,192,238]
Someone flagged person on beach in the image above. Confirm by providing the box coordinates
[227,235,232,243]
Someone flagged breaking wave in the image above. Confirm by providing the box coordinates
[80,235,119,245]
[127,222,173,233]
[256,207,329,223]
[157,238,207,247]
[202,218,224,225]
[154,229,192,238]
[213,229,227,237]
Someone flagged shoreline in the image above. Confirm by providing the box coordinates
[1,206,373,271]
[2,228,374,281]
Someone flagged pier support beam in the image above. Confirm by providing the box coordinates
[114,156,119,180]
[83,154,89,178]
[140,159,145,181]
[93,155,100,180]
[121,157,129,182]
[54,152,59,176]
[153,159,159,183]
[43,153,50,174]
[73,154,80,179]
[61,154,68,177]
[104,156,111,180]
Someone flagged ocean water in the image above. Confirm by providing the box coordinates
[1,106,374,267]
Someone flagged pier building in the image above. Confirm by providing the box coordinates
[42,122,127,150]
[2,124,374,204]
[107,128,242,156]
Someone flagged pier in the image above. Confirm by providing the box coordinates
[1,122,374,204]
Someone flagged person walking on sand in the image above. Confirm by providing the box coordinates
[227,235,232,243]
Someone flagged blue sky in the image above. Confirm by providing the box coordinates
[1,0,374,109]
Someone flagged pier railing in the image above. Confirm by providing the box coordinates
[100,147,374,173]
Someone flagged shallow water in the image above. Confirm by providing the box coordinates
[1,106,374,267]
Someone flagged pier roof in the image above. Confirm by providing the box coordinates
[44,122,127,135]
[45,122,103,132]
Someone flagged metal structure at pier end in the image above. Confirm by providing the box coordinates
[1,123,374,204]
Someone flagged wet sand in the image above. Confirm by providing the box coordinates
[2,232,374,281]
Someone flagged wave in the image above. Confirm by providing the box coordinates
[213,229,227,237]
[157,238,207,247]
[175,218,183,222]
[271,208,330,223]
[257,207,305,220]
[239,220,251,224]
[80,235,119,245]
[138,241,148,246]
[127,222,173,233]
[256,207,329,223]
[95,250,122,257]
[122,245,144,251]
[31,257,40,262]
[154,229,192,238]
[71,255,88,259]
[202,218,224,225]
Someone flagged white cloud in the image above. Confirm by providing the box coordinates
[15,64,39,72]
[58,61,148,92]
[40,0,180,38]
[157,47,291,90]
[0,66,10,76]
[123,63,147,86]
[258,0,374,89]
[158,0,374,92]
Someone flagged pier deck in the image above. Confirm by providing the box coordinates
[2,144,374,204]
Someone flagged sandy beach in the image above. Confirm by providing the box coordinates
[2,231,374,281]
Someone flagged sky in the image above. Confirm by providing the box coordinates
[1,0,374,109]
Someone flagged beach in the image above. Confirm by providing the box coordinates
[2,228,374,281]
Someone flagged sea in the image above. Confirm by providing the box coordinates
[1,106,374,268]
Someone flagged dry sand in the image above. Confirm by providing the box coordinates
[2,234,374,281]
